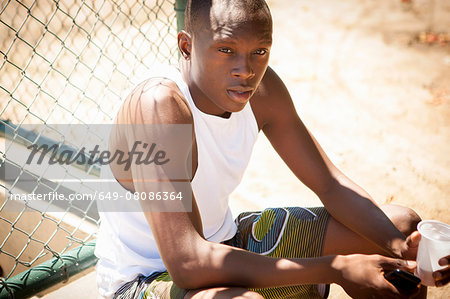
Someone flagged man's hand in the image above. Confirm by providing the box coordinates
[333,254,419,299]
[401,232,449,287]
[434,256,450,287]
[399,231,421,260]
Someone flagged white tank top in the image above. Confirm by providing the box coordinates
[95,66,259,297]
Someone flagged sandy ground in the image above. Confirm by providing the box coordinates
[38,0,449,298]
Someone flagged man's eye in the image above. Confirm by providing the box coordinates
[254,49,267,55]
[218,48,232,54]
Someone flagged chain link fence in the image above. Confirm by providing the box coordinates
[0,0,183,296]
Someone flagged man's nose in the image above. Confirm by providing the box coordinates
[231,55,255,79]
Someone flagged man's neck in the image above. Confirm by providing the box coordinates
[180,63,232,119]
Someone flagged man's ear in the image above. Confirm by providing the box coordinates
[178,30,192,60]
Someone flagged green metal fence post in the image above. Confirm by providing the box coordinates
[0,242,98,299]
[175,0,188,32]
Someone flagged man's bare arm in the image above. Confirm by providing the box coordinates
[253,67,408,258]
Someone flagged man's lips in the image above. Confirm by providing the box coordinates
[227,87,253,103]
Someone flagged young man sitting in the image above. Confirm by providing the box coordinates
[95,0,449,298]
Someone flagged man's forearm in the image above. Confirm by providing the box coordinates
[175,240,341,289]
[320,176,406,258]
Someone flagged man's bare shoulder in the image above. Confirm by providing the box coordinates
[116,77,193,125]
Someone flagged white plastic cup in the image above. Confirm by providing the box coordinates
[415,220,450,286]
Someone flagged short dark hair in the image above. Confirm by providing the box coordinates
[184,0,271,34]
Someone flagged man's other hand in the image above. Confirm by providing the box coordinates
[434,255,450,287]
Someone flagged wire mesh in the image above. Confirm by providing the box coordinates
[0,0,179,284]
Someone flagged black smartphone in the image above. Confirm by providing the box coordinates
[384,269,421,294]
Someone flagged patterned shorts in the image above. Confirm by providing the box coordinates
[113,207,330,299]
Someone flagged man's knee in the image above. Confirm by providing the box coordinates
[185,287,264,299]
[380,204,422,236]
[240,290,264,299]
[226,289,264,299]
